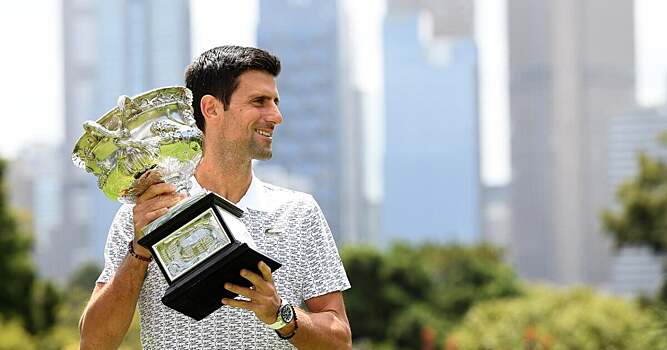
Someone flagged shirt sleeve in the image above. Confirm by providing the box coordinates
[301,196,351,300]
[96,204,135,284]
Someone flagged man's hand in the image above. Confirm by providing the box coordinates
[131,171,185,255]
[221,261,281,325]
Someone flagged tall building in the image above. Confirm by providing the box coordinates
[607,108,667,295]
[256,0,369,243]
[7,144,63,279]
[382,0,480,243]
[482,184,511,249]
[508,0,636,284]
[57,0,190,281]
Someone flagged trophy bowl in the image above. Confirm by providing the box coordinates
[72,86,280,321]
[72,86,202,203]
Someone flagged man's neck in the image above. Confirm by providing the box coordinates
[194,154,253,204]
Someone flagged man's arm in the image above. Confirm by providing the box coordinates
[79,254,149,350]
[79,180,183,349]
[286,292,352,349]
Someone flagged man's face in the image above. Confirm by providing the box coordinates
[217,70,283,160]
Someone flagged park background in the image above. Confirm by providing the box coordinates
[2,0,667,349]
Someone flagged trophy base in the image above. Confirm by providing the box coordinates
[162,241,281,321]
[136,191,282,321]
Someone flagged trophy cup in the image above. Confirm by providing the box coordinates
[72,86,281,320]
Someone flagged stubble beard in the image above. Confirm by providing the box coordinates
[248,139,273,160]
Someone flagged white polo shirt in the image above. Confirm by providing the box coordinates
[98,175,351,350]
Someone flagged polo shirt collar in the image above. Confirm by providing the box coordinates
[189,173,269,212]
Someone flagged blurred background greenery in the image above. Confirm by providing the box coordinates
[2,138,667,349]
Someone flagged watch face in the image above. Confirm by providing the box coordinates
[280,304,294,323]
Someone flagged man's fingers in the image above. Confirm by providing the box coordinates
[221,297,255,311]
[224,283,258,300]
[144,208,169,223]
[258,261,273,283]
[133,188,186,237]
[134,207,168,233]
[226,269,280,324]
[240,269,264,287]
[133,170,164,196]
[142,193,183,213]
[136,183,177,204]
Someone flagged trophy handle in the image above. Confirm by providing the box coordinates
[117,95,142,121]
[81,94,140,140]
[82,120,128,139]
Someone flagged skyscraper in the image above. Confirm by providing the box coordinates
[57,0,190,281]
[256,0,364,243]
[382,0,480,243]
[482,184,511,248]
[508,0,635,284]
[7,144,63,279]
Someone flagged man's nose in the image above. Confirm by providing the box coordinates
[266,105,283,126]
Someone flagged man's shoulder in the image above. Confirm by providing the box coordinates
[259,180,315,203]
[258,180,317,211]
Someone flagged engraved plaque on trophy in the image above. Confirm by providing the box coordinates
[72,87,281,320]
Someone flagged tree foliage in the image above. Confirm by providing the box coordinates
[0,159,63,335]
[341,242,520,349]
[0,318,37,350]
[0,159,37,328]
[26,281,61,335]
[448,286,667,350]
[602,150,667,252]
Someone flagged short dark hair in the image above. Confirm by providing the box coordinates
[184,45,281,132]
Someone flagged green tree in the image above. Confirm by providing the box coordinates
[448,286,667,350]
[0,159,36,328]
[0,159,62,336]
[341,246,394,341]
[602,134,667,303]
[67,262,101,292]
[0,318,37,350]
[418,244,519,320]
[341,242,520,349]
[602,151,667,251]
[26,281,61,334]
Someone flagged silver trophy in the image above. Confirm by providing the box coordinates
[72,86,202,203]
[72,86,280,320]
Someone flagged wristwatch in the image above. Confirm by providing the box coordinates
[268,300,295,330]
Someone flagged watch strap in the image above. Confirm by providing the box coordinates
[276,313,298,340]
[268,300,290,330]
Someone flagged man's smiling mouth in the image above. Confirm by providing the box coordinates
[256,129,272,138]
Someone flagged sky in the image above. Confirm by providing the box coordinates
[0,0,63,157]
[1,0,667,187]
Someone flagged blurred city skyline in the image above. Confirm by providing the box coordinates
[6,0,666,186]
[2,0,667,294]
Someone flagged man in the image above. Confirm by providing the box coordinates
[79,46,352,350]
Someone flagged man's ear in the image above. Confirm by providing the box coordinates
[200,95,224,122]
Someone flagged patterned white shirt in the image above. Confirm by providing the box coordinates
[97,175,351,349]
